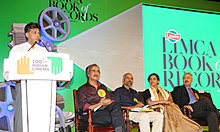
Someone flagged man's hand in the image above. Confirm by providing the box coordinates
[135,102,144,108]
[99,97,112,106]
[184,105,193,112]
[161,100,171,105]
[122,106,135,110]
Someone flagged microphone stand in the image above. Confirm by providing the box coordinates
[41,41,50,52]
[27,41,37,51]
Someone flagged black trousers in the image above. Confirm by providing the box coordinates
[82,102,126,132]
[191,98,219,132]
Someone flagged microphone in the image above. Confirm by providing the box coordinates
[39,40,49,52]
[27,41,38,51]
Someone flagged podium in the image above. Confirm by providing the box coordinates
[3,51,73,132]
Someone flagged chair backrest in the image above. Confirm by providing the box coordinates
[73,90,89,132]
[199,92,213,102]
[73,90,80,131]
[73,90,78,113]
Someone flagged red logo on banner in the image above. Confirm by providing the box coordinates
[165,29,181,43]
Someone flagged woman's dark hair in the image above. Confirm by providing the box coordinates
[148,73,160,84]
[24,22,41,33]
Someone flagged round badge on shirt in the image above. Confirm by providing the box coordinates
[98,89,106,97]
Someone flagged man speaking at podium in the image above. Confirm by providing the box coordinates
[10,22,48,132]
[11,22,48,52]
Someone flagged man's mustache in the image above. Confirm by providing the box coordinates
[128,81,133,84]
[93,74,99,77]
[184,80,189,83]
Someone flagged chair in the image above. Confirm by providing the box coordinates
[123,108,140,132]
[182,92,220,126]
[73,90,141,132]
[124,91,162,132]
[73,90,114,132]
[110,90,140,132]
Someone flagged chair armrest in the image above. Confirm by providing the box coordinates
[87,109,92,124]
[149,104,163,112]
[87,109,93,132]
[121,108,131,132]
[121,108,130,123]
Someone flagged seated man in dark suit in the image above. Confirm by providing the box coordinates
[171,72,219,132]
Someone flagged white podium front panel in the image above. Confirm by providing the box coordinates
[4,51,73,81]
[3,51,73,132]
[21,80,56,132]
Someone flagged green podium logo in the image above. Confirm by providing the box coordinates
[47,56,63,75]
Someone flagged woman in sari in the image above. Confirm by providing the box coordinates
[142,73,203,132]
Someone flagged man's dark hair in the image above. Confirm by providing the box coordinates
[148,73,160,84]
[183,72,193,79]
[24,22,41,33]
[85,64,100,79]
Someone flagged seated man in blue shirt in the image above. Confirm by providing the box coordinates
[114,73,163,132]
[172,72,219,132]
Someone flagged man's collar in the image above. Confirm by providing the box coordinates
[86,81,101,87]
[184,85,190,89]
[123,85,131,90]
